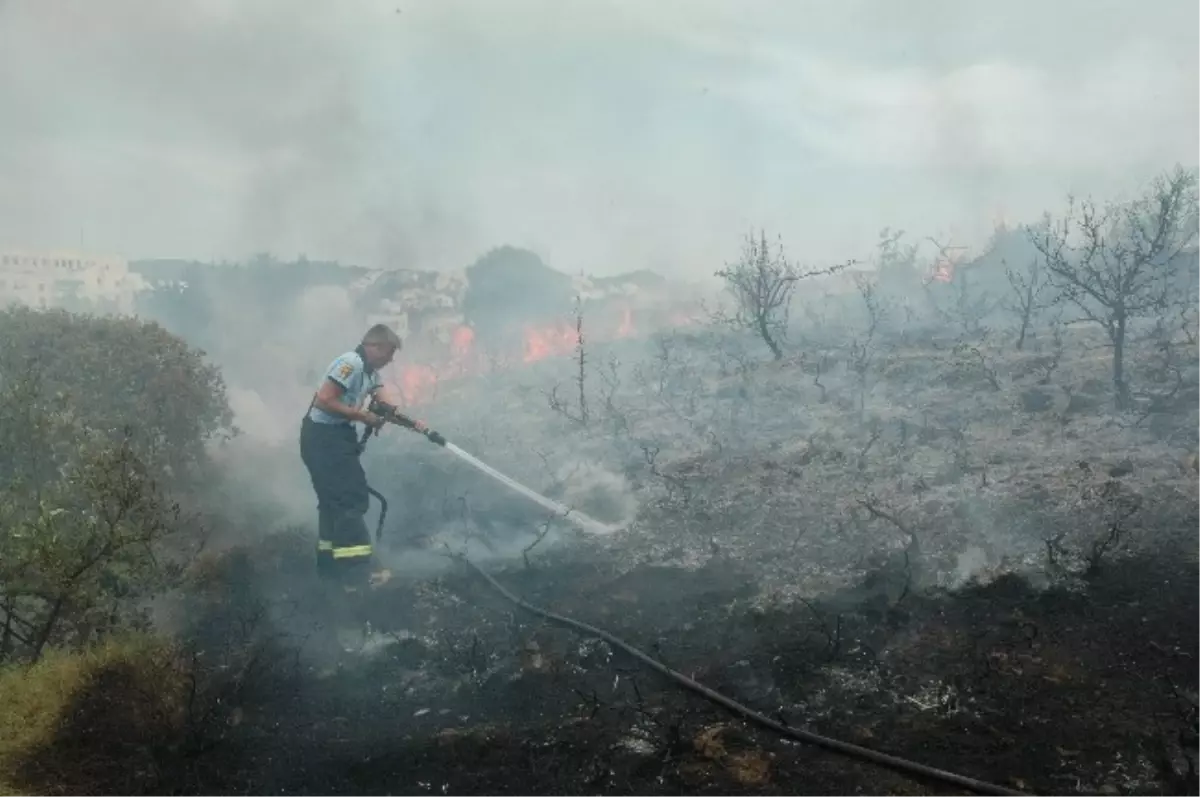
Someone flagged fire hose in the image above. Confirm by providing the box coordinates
[356,399,440,542]
[358,399,617,538]
[355,402,1029,795]
[459,556,1029,797]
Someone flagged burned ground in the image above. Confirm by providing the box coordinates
[171,326,1200,797]
[10,315,1197,796]
[102,526,1197,796]
[108,320,1200,793]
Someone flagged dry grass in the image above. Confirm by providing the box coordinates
[0,634,189,795]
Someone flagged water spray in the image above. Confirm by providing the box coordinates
[441,442,619,535]
[362,400,620,536]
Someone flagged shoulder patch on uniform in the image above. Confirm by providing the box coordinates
[337,362,354,379]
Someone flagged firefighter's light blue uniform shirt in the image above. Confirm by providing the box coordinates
[308,350,382,425]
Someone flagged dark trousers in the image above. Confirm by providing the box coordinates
[300,417,373,579]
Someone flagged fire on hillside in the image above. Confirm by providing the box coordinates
[386,302,703,407]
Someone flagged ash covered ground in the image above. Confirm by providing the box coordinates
[162,311,1198,796]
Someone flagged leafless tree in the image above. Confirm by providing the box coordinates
[632,331,707,430]
[1179,246,1200,342]
[953,334,1003,391]
[929,273,998,338]
[595,353,632,439]
[811,354,829,403]
[876,228,922,290]
[573,297,589,424]
[714,229,850,360]
[1044,475,1143,577]
[924,236,997,337]
[1029,166,1199,409]
[869,228,928,341]
[1003,256,1052,351]
[544,296,590,425]
[849,273,885,421]
[1030,320,1066,385]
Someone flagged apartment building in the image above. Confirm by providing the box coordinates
[0,251,145,313]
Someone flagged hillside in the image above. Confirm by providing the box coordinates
[160,308,1198,795]
[130,249,686,355]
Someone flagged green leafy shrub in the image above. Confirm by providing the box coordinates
[0,306,235,484]
[0,308,234,663]
[0,435,184,660]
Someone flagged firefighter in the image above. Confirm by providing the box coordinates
[300,323,427,585]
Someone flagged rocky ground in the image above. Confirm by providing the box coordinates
[107,318,1199,795]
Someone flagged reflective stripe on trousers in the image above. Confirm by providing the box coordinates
[317,539,372,558]
[331,544,373,560]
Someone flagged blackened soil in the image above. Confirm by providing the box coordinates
[54,542,1200,796]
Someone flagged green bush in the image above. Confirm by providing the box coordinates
[0,306,235,484]
[0,308,234,663]
[0,301,289,793]
[0,435,184,660]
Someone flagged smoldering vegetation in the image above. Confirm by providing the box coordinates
[2,168,1196,795]
[1,0,1196,790]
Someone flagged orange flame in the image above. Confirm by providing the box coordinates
[400,363,440,406]
[522,320,578,363]
[616,306,634,338]
[450,324,475,356]
[385,300,704,407]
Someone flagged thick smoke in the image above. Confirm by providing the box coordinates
[1,0,1196,582]
[0,0,459,268]
[1,1,1195,272]
[201,283,363,530]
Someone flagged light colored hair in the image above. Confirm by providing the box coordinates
[362,323,402,349]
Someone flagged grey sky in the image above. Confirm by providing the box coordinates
[1,0,1195,279]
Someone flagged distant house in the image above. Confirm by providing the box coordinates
[0,250,145,313]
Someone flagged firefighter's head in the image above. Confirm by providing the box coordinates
[361,324,403,370]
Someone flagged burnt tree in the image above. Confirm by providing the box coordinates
[1003,256,1050,351]
[1030,166,1199,409]
[715,229,848,360]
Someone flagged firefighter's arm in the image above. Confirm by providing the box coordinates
[314,379,382,427]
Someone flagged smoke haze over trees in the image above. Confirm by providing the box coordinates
[0,1,1195,276]
[0,2,1197,794]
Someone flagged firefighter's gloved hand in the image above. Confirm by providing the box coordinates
[412,418,429,434]
[427,430,446,447]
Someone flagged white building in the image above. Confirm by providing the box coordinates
[0,250,145,313]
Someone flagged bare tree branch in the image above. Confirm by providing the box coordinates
[1029,166,1199,409]
[715,229,852,360]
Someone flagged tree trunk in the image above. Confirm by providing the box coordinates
[1,597,12,660]
[1015,312,1030,351]
[1015,282,1036,351]
[1112,315,1129,410]
[757,316,783,360]
[32,596,66,662]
